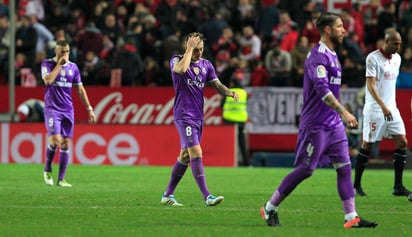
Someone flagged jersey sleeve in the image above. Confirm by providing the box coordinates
[206,60,218,82]
[308,53,331,98]
[365,55,377,78]
[40,61,51,80]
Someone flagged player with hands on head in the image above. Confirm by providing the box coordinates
[160,32,238,206]
[353,30,411,197]
[259,12,377,228]
[41,40,96,187]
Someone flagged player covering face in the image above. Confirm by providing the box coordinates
[41,40,96,187]
[160,32,239,206]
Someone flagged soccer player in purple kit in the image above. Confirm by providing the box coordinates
[259,13,378,228]
[160,32,239,206]
[41,40,96,187]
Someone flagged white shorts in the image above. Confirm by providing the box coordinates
[362,107,406,142]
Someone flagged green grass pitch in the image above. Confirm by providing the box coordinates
[0,164,410,237]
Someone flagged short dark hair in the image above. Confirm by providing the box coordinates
[184,32,205,43]
[315,12,342,34]
[56,40,69,47]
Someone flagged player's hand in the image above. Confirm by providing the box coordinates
[58,55,68,65]
[88,111,97,124]
[231,91,239,102]
[382,106,393,121]
[342,111,358,128]
[186,36,200,50]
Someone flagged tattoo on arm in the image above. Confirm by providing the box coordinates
[212,80,231,96]
[323,94,346,115]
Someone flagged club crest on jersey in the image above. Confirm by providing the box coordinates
[316,65,326,78]
[60,70,66,77]
[172,57,179,64]
[194,67,200,75]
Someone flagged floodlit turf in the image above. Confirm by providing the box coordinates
[0,164,411,237]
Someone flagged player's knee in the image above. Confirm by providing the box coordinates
[298,166,314,178]
[395,137,407,150]
[179,151,190,163]
[60,137,70,147]
[49,136,61,147]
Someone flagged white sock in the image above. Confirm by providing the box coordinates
[344,212,358,221]
[265,202,279,212]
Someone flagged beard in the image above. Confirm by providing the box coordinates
[330,34,342,47]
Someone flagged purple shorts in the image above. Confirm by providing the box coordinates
[44,110,74,138]
[174,119,203,149]
[294,124,350,169]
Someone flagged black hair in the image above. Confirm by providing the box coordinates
[315,12,342,34]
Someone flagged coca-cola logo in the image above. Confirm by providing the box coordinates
[93,92,223,125]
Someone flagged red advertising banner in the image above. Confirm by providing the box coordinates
[0,86,224,125]
[0,123,236,166]
[1,86,411,153]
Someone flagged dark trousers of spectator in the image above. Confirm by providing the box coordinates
[224,120,249,166]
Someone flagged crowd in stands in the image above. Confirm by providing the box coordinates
[0,0,412,87]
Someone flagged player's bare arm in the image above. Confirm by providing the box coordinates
[366,76,392,121]
[209,80,239,101]
[173,36,200,74]
[323,93,358,128]
[43,51,69,85]
[75,85,96,123]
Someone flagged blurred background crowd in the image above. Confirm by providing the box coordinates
[0,0,411,88]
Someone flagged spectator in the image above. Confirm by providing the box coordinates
[154,0,179,38]
[271,10,295,47]
[377,1,397,40]
[44,4,69,34]
[81,50,104,86]
[101,13,122,46]
[230,0,255,33]
[112,38,143,86]
[28,14,54,64]
[0,0,9,17]
[250,60,269,87]
[221,79,249,166]
[264,46,292,87]
[255,1,279,54]
[141,56,162,86]
[238,25,261,66]
[290,35,310,87]
[0,14,9,84]
[361,0,381,52]
[175,8,197,38]
[198,10,229,59]
[17,98,44,122]
[76,21,104,64]
[341,56,364,88]
[15,15,38,73]
[212,26,238,62]
[278,22,299,52]
[301,5,322,48]
[401,46,412,72]
[231,59,251,87]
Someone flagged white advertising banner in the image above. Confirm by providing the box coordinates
[245,87,363,134]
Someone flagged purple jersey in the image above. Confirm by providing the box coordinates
[41,58,82,113]
[170,55,218,120]
[300,42,342,129]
